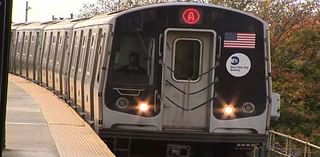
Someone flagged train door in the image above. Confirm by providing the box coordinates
[69,30,83,106]
[162,29,216,131]
[30,31,40,80]
[55,31,67,95]
[76,29,92,113]
[61,31,72,98]
[48,31,60,90]
[84,28,102,122]
[65,31,77,100]
[41,32,53,86]
[38,31,47,83]
[15,31,25,75]
[21,31,31,78]
[9,29,17,73]
[27,32,36,80]
[93,27,110,131]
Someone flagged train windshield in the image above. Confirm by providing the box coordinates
[109,33,156,86]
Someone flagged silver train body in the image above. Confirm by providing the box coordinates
[10,2,279,156]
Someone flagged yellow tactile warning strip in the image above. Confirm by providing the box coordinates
[9,74,115,157]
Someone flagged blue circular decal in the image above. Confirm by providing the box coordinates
[226,53,251,77]
[231,56,240,65]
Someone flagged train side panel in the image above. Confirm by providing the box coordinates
[69,30,83,108]
[47,31,59,90]
[21,31,31,78]
[64,31,78,101]
[27,30,41,80]
[9,26,18,73]
[83,26,108,123]
[93,24,113,131]
[59,31,72,98]
[40,31,52,86]
[15,31,25,75]
[54,30,71,96]
[75,28,92,114]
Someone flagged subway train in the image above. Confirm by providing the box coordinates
[10,2,280,157]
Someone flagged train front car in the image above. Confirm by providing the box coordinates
[99,3,271,156]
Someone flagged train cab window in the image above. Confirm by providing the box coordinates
[173,39,202,81]
[110,34,155,86]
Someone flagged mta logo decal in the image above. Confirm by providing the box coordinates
[231,56,240,65]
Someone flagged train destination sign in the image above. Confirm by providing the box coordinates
[181,8,201,25]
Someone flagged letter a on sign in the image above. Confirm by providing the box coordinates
[187,12,195,21]
[182,8,200,25]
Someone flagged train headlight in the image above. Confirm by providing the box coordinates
[241,102,255,114]
[223,105,235,115]
[115,97,129,109]
[138,102,150,113]
[221,105,236,119]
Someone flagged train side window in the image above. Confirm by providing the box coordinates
[21,32,25,44]
[86,34,96,74]
[91,36,95,46]
[34,32,40,60]
[96,32,106,83]
[52,36,56,43]
[37,32,41,44]
[173,38,202,81]
[25,33,28,41]
[67,31,77,75]
[59,36,62,44]
[17,32,20,41]
[41,32,47,60]
[31,35,35,42]
[83,36,86,45]
[71,35,79,68]
[56,33,64,66]
[78,34,87,73]
[96,46,102,82]
[64,32,68,49]
[44,32,53,61]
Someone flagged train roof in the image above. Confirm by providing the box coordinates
[73,14,117,29]
[114,2,267,25]
[11,23,28,30]
[73,2,267,29]
[16,21,59,31]
[13,2,267,31]
[44,18,90,31]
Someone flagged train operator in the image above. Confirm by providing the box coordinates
[118,52,146,74]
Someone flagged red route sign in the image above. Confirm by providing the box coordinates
[182,8,200,25]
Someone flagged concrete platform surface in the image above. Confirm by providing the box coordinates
[2,75,115,157]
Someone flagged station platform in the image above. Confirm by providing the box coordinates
[2,74,115,157]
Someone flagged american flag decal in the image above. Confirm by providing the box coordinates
[224,32,256,49]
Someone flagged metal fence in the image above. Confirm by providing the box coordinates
[268,130,320,157]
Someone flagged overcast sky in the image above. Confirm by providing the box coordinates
[12,0,91,22]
